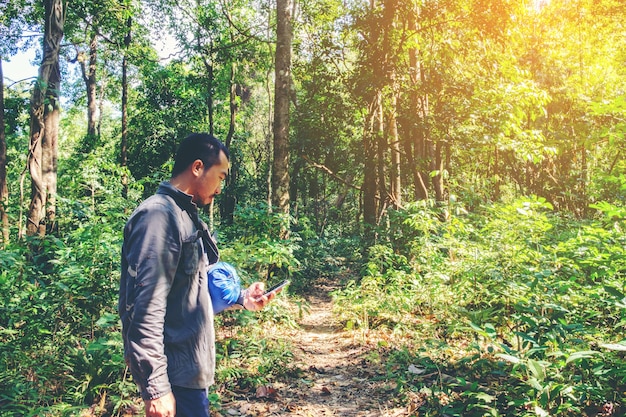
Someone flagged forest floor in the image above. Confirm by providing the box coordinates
[214,278,414,417]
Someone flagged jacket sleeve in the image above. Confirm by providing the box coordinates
[122,203,180,400]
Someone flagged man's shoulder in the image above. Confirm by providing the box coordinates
[125,182,195,230]
[126,193,183,227]
[134,193,178,213]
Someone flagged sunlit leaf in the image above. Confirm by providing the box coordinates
[408,364,426,375]
[496,354,521,364]
[599,343,626,351]
[527,359,545,382]
[565,351,599,365]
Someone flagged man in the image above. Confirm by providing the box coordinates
[119,133,274,417]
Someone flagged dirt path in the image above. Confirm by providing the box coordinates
[218,279,409,417]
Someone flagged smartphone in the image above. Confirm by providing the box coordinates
[264,279,290,295]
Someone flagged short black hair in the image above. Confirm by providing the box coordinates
[171,133,229,177]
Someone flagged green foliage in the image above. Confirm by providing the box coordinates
[288,216,362,294]
[333,198,626,416]
[214,323,295,388]
[0,131,134,414]
[0,228,127,415]
[4,0,626,415]
[126,60,209,182]
[210,297,299,412]
[219,203,300,283]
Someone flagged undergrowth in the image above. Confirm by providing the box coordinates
[2,197,625,416]
[333,198,626,416]
[0,203,302,416]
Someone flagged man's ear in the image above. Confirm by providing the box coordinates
[191,159,204,176]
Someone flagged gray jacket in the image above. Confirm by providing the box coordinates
[119,181,219,400]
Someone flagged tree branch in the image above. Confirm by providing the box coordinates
[301,154,362,192]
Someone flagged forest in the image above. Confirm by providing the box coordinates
[1,0,625,415]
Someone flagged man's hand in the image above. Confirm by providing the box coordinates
[145,392,176,417]
[242,282,278,311]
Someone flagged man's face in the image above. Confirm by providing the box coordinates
[193,150,229,207]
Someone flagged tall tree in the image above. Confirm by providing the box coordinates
[27,0,65,237]
[354,0,401,234]
[1,0,31,245]
[77,30,99,142]
[388,87,401,209]
[0,60,7,246]
[221,15,239,224]
[513,0,626,213]
[362,92,382,229]
[272,0,292,237]
[66,0,129,151]
[120,15,131,198]
[403,3,429,201]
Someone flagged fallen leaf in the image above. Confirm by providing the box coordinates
[286,403,299,412]
[309,365,325,373]
[408,364,426,375]
[256,385,278,399]
[239,403,253,414]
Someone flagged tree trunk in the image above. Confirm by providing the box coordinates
[75,30,98,152]
[389,89,401,209]
[28,88,47,236]
[42,91,59,235]
[493,146,501,201]
[408,97,429,201]
[0,60,9,247]
[579,142,587,216]
[410,27,430,201]
[264,6,273,210]
[121,16,131,199]
[362,93,380,232]
[405,8,428,201]
[86,32,98,141]
[376,95,386,220]
[202,57,214,135]
[404,135,428,201]
[221,62,238,225]
[27,0,65,237]
[272,0,292,238]
[432,139,444,202]
[226,63,237,149]
[415,93,430,200]
[96,70,107,140]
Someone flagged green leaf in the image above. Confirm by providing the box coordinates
[599,343,626,351]
[565,350,599,365]
[528,376,544,391]
[474,392,496,403]
[95,313,119,328]
[527,359,545,381]
[469,322,497,339]
[495,353,521,364]
[603,285,625,300]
